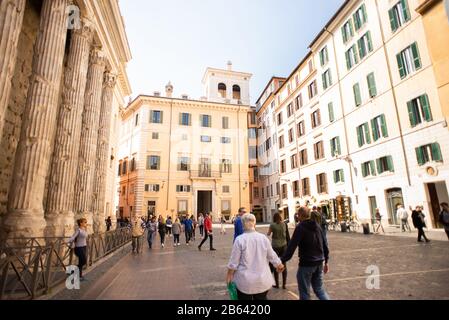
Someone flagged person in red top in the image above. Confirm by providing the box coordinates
[198,212,216,251]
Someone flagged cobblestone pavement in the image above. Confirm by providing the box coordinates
[51,224,449,300]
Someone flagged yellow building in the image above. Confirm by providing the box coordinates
[417,0,449,128]
[118,65,252,222]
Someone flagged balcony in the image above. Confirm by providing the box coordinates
[190,170,222,179]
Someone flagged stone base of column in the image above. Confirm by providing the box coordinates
[74,211,93,234]
[93,213,106,234]
[45,211,75,238]
[1,209,46,239]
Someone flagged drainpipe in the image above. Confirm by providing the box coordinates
[166,99,174,212]
[237,107,242,208]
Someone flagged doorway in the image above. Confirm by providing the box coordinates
[197,191,212,216]
[385,188,403,225]
[426,182,449,228]
[369,196,377,225]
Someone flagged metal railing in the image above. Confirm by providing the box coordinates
[189,170,222,179]
[0,228,131,300]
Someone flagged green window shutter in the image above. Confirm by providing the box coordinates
[387,156,394,172]
[353,83,361,106]
[420,94,433,122]
[407,101,417,127]
[353,45,359,64]
[401,0,411,22]
[411,43,422,70]
[160,111,164,124]
[367,73,377,97]
[362,4,367,23]
[337,137,341,155]
[341,170,345,182]
[349,20,354,36]
[380,115,389,138]
[330,140,335,157]
[357,39,364,59]
[333,171,337,183]
[367,32,373,52]
[371,119,379,141]
[328,103,335,122]
[320,51,324,66]
[376,158,382,174]
[416,147,425,166]
[342,26,347,43]
[397,53,406,79]
[370,161,377,176]
[364,123,371,144]
[345,51,351,70]
[361,163,367,178]
[431,143,443,162]
[357,126,363,147]
[389,8,398,33]
[329,70,332,86]
[150,111,154,123]
[353,13,360,30]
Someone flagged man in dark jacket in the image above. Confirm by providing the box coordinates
[281,206,330,300]
[412,206,430,243]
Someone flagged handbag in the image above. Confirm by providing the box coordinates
[227,282,238,300]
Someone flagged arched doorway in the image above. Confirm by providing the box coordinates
[385,188,403,225]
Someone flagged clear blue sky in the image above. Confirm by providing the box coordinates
[120,0,345,104]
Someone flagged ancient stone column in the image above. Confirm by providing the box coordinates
[4,0,69,239]
[0,0,26,137]
[92,71,117,234]
[73,48,106,233]
[45,18,94,237]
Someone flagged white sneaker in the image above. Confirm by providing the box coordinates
[162,243,165,248]
[186,243,189,246]
[177,243,181,246]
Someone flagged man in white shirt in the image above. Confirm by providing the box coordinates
[396,205,410,232]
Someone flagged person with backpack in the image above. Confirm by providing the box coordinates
[166,216,173,238]
[68,218,88,281]
[172,218,182,246]
[146,216,158,249]
[412,206,430,243]
[267,213,290,289]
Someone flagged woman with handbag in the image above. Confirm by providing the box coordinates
[68,218,88,281]
[267,213,290,289]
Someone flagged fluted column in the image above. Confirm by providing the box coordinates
[92,71,117,234]
[0,0,26,136]
[45,19,94,237]
[74,48,106,233]
[4,0,69,239]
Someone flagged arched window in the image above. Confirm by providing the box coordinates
[233,85,241,100]
[218,83,227,98]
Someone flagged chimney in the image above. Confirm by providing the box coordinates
[165,81,173,98]
[227,61,232,71]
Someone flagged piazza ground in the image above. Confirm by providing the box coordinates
[50,225,449,300]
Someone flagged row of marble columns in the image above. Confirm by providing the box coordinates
[0,0,117,238]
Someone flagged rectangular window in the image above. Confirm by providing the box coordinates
[330,136,341,157]
[293,181,300,197]
[357,31,373,60]
[176,185,191,193]
[222,116,229,129]
[281,184,288,199]
[177,157,190,171]
[291,154,298,169]
[308,80,318,99]
[222,185,230,193]
[178,200,188,214]
[357,122,371,147]
[333,169,345,183]
[407,94,432,127]
[248,128,257,139]
[311,109,321,128]
[302,178,310,196]
[322,69,333,90]
[361,161,377,178]
[317,173,328,194]
[299,149,308,166]
[353,4,367,30]
[152,132,159,140]
[276,182,280,196]
[328,102,335,123]
[220,159,232,174]
[346,45,359,70]
[179,113,191,126]
[279,135,285,149]
[147,156,160,170]
[117,162,122,177]
[397,42,422,79]
[270,184,274,197]
[314,141,324,160]
[277,112,283,125]
[371,114,389,141]
[389,0,411,33]
[297,121,306,137]
[376,156,395,174]
[416,143,443,166]
[221,137,231,144]
[288,128,294,143]
[150,110,163,124]
[367,72,377,98]
[262,188,265,199]
[353,83,362,107]
[201,135,211,143]
[280,159,286,173]
[122,160,127,175]
[146,184,160,192]
[319,46,329,66]
[287,103,294,118]
[296,94,303,109]
[221,200,231,216]
[254,187,259,199]
[249,146,257,160]
[130,158,136,172]
[341,20,354,43]
[200,114,212,127]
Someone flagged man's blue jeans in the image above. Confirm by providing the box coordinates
[296,264,330,300]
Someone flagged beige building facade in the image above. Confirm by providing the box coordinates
[118,65,251,222]
[0,0,131,238]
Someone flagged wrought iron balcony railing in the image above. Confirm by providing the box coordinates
[189,170,222,179]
